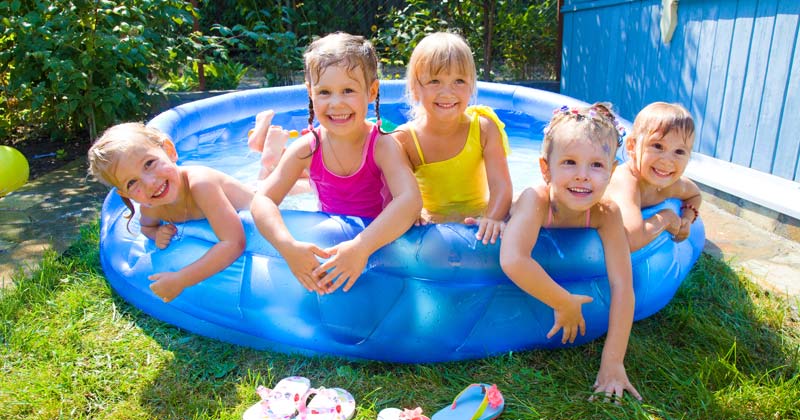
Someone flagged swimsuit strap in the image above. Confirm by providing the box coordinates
[409,127,427,165]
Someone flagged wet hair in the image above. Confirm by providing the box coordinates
[405,32,477,121]
[303,32,382,154]
[630,102,695,147]
[541,103,623,162]
[87,122,171,225]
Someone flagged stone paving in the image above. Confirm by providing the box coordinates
[1,159,798,302]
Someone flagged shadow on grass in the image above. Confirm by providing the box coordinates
[1,222,798,419]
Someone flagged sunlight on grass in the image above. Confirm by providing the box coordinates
[1,221,798,419]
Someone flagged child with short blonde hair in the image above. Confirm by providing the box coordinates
[500,103,641,401]
[88,122,253,302]
[394,32,512,245]
[605,102,701,251]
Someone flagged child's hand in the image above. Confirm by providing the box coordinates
[155,224,178,249]
[248,109,275,152]
[313,239,370,294]
[658,209,682,236]
[148,271,188,302]
[282,241,331,294]
[464,216,505,245]
[414,211,430,227]
[548,293,593,344]
[674,217,692,242]
[590,361,642,403]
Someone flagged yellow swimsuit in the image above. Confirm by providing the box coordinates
[410,105,510,222]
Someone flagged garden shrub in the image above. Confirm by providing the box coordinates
[0,0,226,141]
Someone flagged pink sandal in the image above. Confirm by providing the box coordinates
[242,376,311,420]
[295,387,356,420]
[378,407,431,420]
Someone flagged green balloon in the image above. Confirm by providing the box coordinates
[0,146,29,197]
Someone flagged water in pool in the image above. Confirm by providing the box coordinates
[176,107,546,211]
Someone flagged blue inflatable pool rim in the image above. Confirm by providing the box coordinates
[97,81,706,363]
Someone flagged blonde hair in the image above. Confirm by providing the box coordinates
[405,32,477,120]
[87,122,170,187]
[87,122,172,224]
[542,103,623,162]
[630,102,695,147]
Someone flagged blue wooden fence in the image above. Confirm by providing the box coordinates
[561,0,800,183]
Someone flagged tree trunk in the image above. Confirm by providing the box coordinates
[482,0,496,81]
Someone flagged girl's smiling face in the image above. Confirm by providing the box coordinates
[541,127,616,213]
[307,64,377,139]
[631,129,692,189]
[113,141,182,208]
[414,68,473,122]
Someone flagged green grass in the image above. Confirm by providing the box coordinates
[1,221,798,419]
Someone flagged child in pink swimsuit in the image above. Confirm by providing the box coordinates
[500,103,642,402]
[250,32,421,295]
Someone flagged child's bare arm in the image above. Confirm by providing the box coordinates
[608,167,680,251]
[314,135,422,293]
[500,188,593,344]
[139,210,175,249]
[251,141,329,293]
[472,116,512,244]
[672,177,702,242]
[593,202,641,401]
[148,172,246,302]
[481,116,513,221]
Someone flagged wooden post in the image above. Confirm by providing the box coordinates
[556,0,564,83]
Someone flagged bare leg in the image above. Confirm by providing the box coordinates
[258,125,290,180]
[248,109,275,153]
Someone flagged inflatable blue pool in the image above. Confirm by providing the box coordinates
[98,81,705,363]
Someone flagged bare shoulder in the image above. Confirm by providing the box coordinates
[592,198,624,226]
[477,114,501,145]
[184,166,252,210]
[608,162,638,196]
[390,124,414,147]
[478,114,501,135]
[511,185,547,215]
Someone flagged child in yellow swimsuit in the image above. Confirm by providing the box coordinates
[393,32,512,245]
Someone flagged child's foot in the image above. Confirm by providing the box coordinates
[258,125,290,179]
[248,109,275,153]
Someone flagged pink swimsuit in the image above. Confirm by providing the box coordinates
[308,125,391,219]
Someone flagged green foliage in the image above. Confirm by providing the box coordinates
[0,0,227,141]
[211,4,308,86]
[495,1,559,80]
[161,61,249,92]
[373,0,558,81]
[373,0,450,69]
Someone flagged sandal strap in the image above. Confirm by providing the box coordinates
[297,388,343,418]
[450,384,500,420]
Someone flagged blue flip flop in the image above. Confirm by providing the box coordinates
[431,383,504,420]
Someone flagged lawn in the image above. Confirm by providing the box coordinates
[1,222,798,419]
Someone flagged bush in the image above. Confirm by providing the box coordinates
[0,0,226,141]
[161,61,249,92]
[373,0,558,82]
